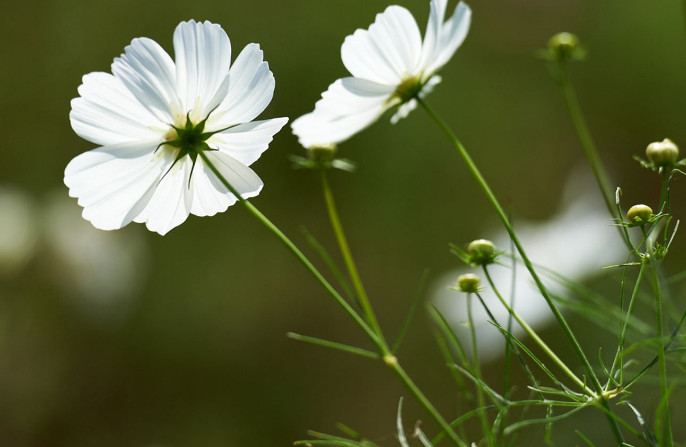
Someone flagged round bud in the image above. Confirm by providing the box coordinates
[456,274,480,294]
[646,138,679,166]
[467,239,496,265]
[306,144,337,164]
[548,32,580,60]
[627,204,653,224]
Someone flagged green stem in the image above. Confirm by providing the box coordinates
[318,169,467,447]
[201,153,468,447]
[607,263,646,387]
[625,301,686,389]
[556,61,616,217]
[467,293,494,447]
[198,152,380,347]
[419,100,625,444]
[660,169,669,213]
[320,170,384,340]
[386,357,470,447]
[482,267,590,394]
[647,259,673,446]
[419,99,600,389]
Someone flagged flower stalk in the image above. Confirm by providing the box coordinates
[320,169,384,340]
[647,258,673,446]
[554,61,616,218]
[201,151,469,447]
[419,98,626,444]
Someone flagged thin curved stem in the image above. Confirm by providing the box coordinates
[555,61,615,217]
[647,259,673,446]
[318,168,467,447]
[419,99,625,444]
[607,263,646,388]
[200,152,468,447]
[320,169,385,341]
[482,267,590,394]
[467,293,494,447]
[419,99,600,390]
[198,151,380,347]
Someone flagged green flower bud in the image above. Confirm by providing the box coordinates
[547,32,581,61]
[467,239,497,265]
[456,273,480,294]
[627,204,653,224]
[306,144,337,164]
[646,138,679,166]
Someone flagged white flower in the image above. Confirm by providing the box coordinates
[291,0,471,147]
[65,20,288,235]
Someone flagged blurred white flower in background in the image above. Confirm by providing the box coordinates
[432,170,626,361]
[0,184,149,324]
[0,186,39,278]
[292,0,471,147]
[42,192,149,323]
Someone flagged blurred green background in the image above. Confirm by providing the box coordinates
[2,0,686,446]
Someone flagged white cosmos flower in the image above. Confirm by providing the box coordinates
[65,20,288,235]
[291,0,471,147]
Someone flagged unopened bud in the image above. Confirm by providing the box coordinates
[306,144,337,164]
[548,32,581,61]
[627,204,653,224]
[456,273,480,294]
[467,239,497,265]
[646,138,679,166]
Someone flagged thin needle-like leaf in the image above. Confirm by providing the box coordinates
[287,332,379,359]
[392,269,430,354]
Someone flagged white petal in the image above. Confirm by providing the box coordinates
[341,5,422,84]
[200,151,264,201]
[208,44,275,129]
[208,118,288,166]
[111,37,180,124]
[420,1,471,78]
[134,157,194,235]
[64,140,168,231]
[390,99,417,124]
[291,77,395,146]
[188,160,237,217]
[173,20,232,120]
[70,72,166,146]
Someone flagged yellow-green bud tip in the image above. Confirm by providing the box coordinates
[306,144,337,163]
[627,204,653,224]
[456,273,480,294]
[646,138,679,166]
[467,239,497,265]
[548,33,579,55]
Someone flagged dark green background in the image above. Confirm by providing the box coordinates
[1,0,685,445]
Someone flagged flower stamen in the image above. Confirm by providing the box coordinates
[394,76,422,103]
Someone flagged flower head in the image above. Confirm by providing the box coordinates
[626,204,653,225]
[291,0,471,147]
[455,273,480,293]
[65,20,288,235]
[646,138,679,166]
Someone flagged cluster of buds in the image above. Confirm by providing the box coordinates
[450,239,500,295]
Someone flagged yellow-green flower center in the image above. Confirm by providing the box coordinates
[394,77,422,103]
